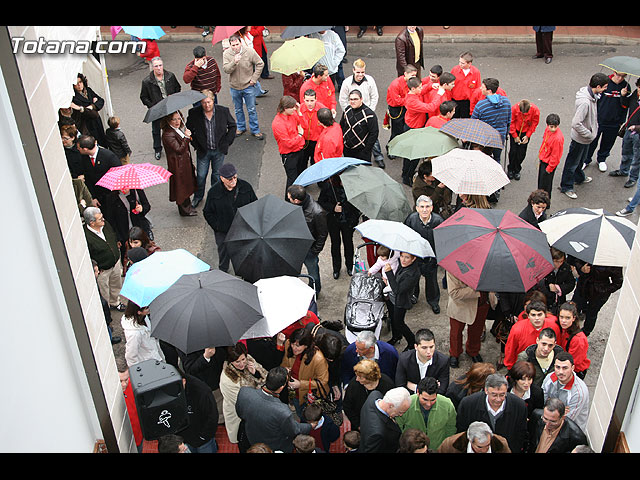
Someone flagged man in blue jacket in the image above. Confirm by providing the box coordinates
[471,77,512,164]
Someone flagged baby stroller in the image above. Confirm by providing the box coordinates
[344,243,388,343]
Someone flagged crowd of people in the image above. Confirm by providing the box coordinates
[57,26,637,454]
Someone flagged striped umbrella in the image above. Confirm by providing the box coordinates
[431,148,509,195]
[539,207,637,267]
[434,208,554,292]
[439,118,504,149]
[96,163,172,191]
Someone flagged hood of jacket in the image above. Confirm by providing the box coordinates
[486,93,508,107]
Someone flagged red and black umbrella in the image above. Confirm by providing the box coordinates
[433,208,554,293]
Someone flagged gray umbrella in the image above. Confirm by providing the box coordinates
[281,26,334,39]
[149,270,264,353]
[143,90,207,123]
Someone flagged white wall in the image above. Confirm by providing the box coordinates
[0,65,101,452]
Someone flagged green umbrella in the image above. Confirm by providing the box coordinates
[387,126,460,160]
[599,56,640,77]
[339,165,413,222]
[270,37,326,76]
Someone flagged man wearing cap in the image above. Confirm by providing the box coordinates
[203,163,257,272]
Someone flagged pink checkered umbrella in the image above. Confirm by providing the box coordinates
[96,163,172,191]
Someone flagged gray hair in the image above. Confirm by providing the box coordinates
[416,195,433,207]
[484,373,508,390]
[382,387,410,409]
[356,330,377,348]
[467,421,493,443]
[83,207,101,225]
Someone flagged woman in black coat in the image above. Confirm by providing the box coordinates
[317,175,361,279]
[384,251,421,348]
[536,247,576,314]
[70,73,108,148]
[507,360,544,421]
[104,188,152,266]
[518,189,550,229]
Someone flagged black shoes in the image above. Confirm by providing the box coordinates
[431,304,440,314]
[333,271,340,279]
[449,356,459,368]
[470,354,484,363]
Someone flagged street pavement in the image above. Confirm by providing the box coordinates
[104,35,640,401]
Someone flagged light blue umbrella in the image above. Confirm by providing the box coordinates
[293,156,370,187]
[121,26,166,40]
[119,249,210,307]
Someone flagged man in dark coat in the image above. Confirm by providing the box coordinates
[340,89,379,163]
[287,184,328,294]
[186,92,237,208]
[340,330,399,386]
[394,26,424,78]
[528,398,588,453]
[202,163,257,272]
[179,371,220,453]
[140,56,181,160]
[404,195,444,313]
[395,328,450,395]
[518,328,565,388]
[456,373,528,453]
[359,387,411,453]
[235,367,312,453]
[76,135,121,213]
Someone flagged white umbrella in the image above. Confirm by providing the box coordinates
[431,148,510,195]
[240,276,315,340]
[355,219,435,259]
[539,207,637,267]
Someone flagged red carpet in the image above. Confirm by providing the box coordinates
[142,416,352,453]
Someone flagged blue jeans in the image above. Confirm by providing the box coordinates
[618,129,640,182]
[560,140,588,192]
[625,180,640,212]
[186,436,218,453]
[194,149,225,204]
[304,251,321,293]
[230,86,260,134]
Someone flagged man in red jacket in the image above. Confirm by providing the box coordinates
[119,365,144,452]
[299,89,327,168]
[300,64,337,117]
[314,108,344,163]
[450,51,482,118]
[508,99,541,180]
[503,300,560,370]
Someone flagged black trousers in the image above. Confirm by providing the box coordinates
[535,31,553,58]
[386,299,415,345]
[327,214,355,274]
[452,99,471,119]
[508,134,529,174]
[281,149,306,199]
[537,160,555,201]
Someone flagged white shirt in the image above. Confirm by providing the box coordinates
[416,352,433,381]
[86,224,105,241]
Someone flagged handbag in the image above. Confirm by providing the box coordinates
[306,378,343,427]
[619,104,640,137]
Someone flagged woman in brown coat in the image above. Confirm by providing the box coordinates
[280,327,330,416]
[161,112,197,216]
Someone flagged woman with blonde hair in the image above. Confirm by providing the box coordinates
[342,358,395,431]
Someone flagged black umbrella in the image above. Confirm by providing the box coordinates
[143,90,207,123]
[149,270,264,353]
[281,26,334,40]
[223,194,315,283]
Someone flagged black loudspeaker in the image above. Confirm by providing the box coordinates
[130,359,189,440]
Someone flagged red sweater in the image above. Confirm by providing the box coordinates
[426,115,450,128]
[404,92,431,129]
[314,123,344,163]
[386,75,410,107]
[450,64,481,101]
[300,77,336,111]
[538,126,564,172]
[510,102,540,139]
[299,101,327,142]
[272,112,305,154]
[559,329,591,373]
[504,315,560,370]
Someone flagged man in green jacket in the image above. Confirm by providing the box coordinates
[83,207,125,311]
[396,376,457,450]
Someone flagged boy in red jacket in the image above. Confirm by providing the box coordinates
[508,99,541,180]
[538,113,564,200]
[314,108,344,163]
[450,51,481,118]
